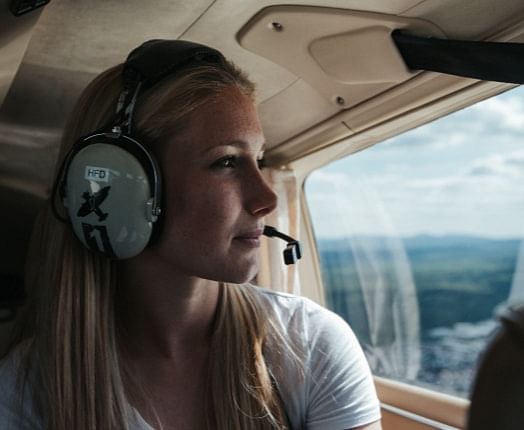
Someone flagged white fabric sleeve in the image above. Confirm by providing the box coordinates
[304,302,381,430]
[0,352,42,430]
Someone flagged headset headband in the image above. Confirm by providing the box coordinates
[116,40,225,135]
[125,40,224,89]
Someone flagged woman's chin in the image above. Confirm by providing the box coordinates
[212,262,259,285]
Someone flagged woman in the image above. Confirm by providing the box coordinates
[0,40,382,430]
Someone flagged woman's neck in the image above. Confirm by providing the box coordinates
[116,253,221,361]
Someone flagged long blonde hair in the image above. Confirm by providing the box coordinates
[13,52,291,429]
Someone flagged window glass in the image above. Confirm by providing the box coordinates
[305,87,524,397]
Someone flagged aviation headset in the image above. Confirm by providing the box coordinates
[53,39,301,264]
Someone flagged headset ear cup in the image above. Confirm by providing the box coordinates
[64,139,159,259]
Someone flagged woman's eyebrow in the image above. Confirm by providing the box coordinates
[202,140,266,154]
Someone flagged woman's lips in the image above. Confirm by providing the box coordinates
[234,229,263,248]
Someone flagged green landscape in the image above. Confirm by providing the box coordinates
[318,235,519,334]
[317,235,521,395]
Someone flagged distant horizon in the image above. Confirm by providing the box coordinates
[315,232,524,241]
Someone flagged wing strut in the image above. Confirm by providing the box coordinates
[392,29,524,84]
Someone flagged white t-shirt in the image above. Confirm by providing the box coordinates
[1,288,381,430]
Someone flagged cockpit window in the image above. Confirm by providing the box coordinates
[305,86,524,397]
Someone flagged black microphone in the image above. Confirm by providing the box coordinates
[263,225,302,265]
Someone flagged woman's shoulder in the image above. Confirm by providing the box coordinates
[249,286,381,429]
[249,284,325,312]
[248,284,357,347]
[250,285,348,324]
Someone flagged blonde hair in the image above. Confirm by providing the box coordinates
[13,54,293,429]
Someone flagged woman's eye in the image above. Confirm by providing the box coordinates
[212,156,237,168]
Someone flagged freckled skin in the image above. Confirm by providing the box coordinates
[149,87,277,283]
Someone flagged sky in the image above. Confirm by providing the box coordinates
[306,86,524,239]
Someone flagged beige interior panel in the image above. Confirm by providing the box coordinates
[237,5,444,110]
[180,0,427,104]
[309,26,412,84]
[266,118,352,165]
[381,410,429,430]
[376,377,469,428]
[342,72,474,132]
[266,72,473,165]
[381,408,455,430]
[258,78,340,147]
[0,3,42,109]
[297,191,325,305]
[23,0,215,73]
[272,17,524,168]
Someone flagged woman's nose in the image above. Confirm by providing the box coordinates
[246,170,278,217]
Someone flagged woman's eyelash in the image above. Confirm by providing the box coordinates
[212,156,237,168]
[211,156,266,169]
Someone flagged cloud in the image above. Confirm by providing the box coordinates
[306,148,524,239]
[464,150,524,179]
[471,93,524,132]
[399,150,524,204]
[306,87,524,239]
[468,165,493,176]
[379,87,524,152]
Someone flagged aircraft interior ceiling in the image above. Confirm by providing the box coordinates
[1,0,524,275]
